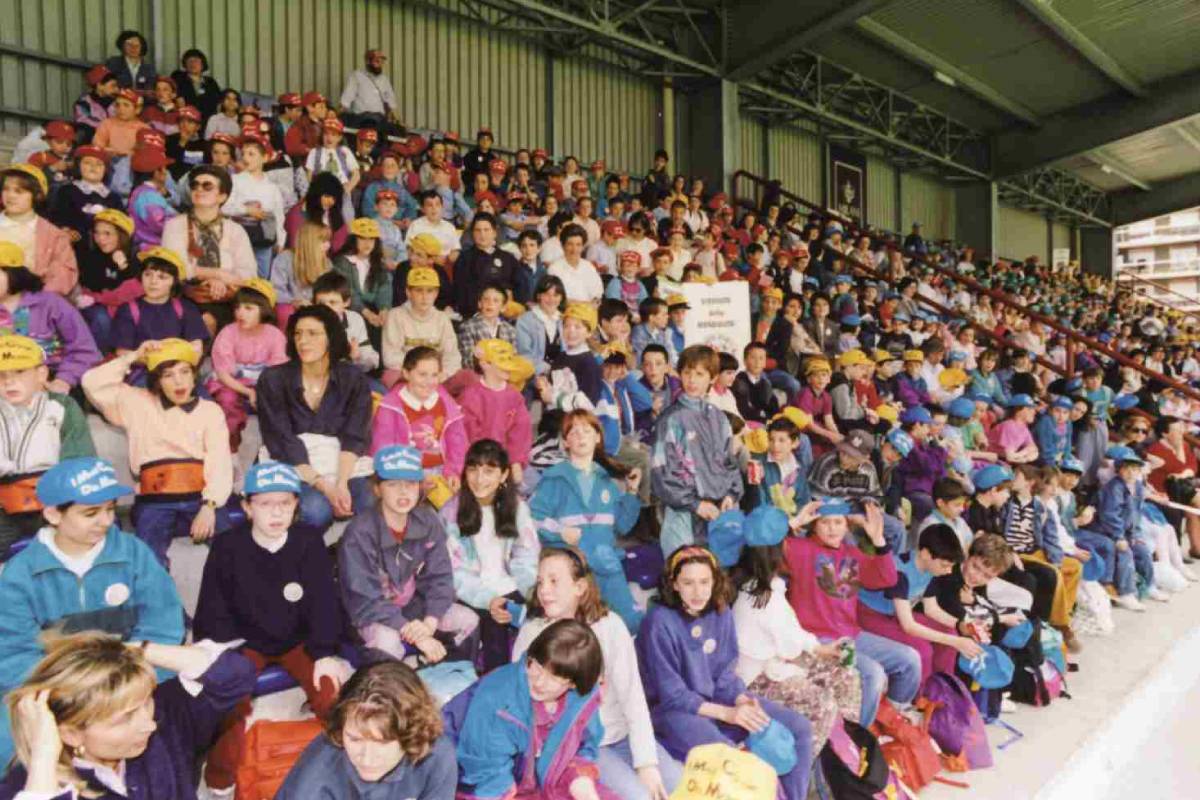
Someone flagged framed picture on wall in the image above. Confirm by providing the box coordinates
[828,144,866,225]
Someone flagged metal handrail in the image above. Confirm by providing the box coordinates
[731,170,1200,407]
[1114,270,1200,322]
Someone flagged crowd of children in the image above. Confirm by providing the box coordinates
[1,40,1200,800]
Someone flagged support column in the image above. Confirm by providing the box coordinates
[954,180,997,261]
[681,78,740,194]
[545,55,557,157]
[1080,227,1114,279]
[661,79,675,173]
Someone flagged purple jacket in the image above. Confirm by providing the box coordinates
[896,440,947,496]
[0,650,255,800]
[0,291,101,386]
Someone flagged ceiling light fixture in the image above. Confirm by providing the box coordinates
[933,71,956,87]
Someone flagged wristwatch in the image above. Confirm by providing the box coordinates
[203,499,218,510]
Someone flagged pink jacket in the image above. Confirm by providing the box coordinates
[34,218,79,296]
[459,381,532,466]
[371,383,468,478]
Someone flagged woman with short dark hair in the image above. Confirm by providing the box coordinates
[104,30,156,94]
[170,48,222,120]
[256,304,375,535]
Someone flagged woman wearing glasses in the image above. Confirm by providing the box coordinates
[161,164,256,332]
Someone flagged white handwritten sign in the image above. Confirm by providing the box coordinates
[679,281,753,368]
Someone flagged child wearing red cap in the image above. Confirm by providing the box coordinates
[73,65,120,143]
[48,145,123,249]
[284,92,328,159]
[141,76,181,136]
[26,122,77,199]
[93,89,148,157]
[304,118,360,223]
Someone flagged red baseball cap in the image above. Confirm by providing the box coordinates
[85,64,115,87]
[723,242,740,257]
[532,148,548,160]
[474,190,500,208]
[240,105,261,118]
[322,117,345,133]
[43,121,75,141]
[210,132,239,147]
[357,128,379,142]
[590,160,605,171]
[278,92,301,107]
[130,147,173,172]
[178,105,201,122]
[73,144,108,164]
[302,91,326,107]
[136,129,167,149]
[600,220,624,237]
[619,250,641,265]
[154,75,177,91]
[115,88,139,105]
[488,159,508,174]
[443,130,460,143]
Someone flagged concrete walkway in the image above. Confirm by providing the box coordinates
[923,581,1200,800]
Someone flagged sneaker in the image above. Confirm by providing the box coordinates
[1112,594,1146,611]
[1000,696,1017,713]
[1148,587,1171,602]
[1181,566,1200,582]
[1059,627,1083,654]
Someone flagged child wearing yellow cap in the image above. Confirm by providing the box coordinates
[332,217,392,326]
[0,335,96,554]
[381,265,462,388]
[0,241,101,393]
[77,209,142,353]
[82,337,236,567]
[207,277,288,450]
[0,164,79,296]
[459,339,534,487]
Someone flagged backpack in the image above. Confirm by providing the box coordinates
[869,699,942,793]
[1004,617,1050,705]
[126,297,184,326]
[820,717,901,800]
[920,672,993,771]
[234,719,324,800]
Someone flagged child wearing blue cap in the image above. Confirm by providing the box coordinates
[893,407,948,523]
[196,461,350,792]
[967,348,1008,413]
[1033,396,1074,467]
[636,546,814,800]
[0,456,184,764]
[783,498,919,727]
[728,508,860,755]
[1094,449,1160,610]
[339,444,479,665]
[987,394,1041,465]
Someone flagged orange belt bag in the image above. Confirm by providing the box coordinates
[139,460,206,495]
[0,474,42,515]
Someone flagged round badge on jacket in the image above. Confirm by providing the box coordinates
[283,582,304,603]
[105,582,131,606]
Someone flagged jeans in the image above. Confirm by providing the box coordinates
[1069,528,1115,584]
[851,630,922,726]
[297,477,375,535]
[596,738,685,800]
[253,245,274,279]
[1110,539,1154,596]
[882,512,909,555]
[82,304,115,354]
[767,368,802,399]
[132,496,244,568]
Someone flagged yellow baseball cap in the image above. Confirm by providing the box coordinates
[762,287,783,302]
[408,233,442,258]
[903,349,925,362]
[875,403,899,423]
[563,302,597,332]
[0,241,25,269]
[939,367,969,389]
[0,335,45,371]
[350,217,381,239]
[670,744,777,800]
[476,339,535,388]
[502,299,526,319]
[838,349,872,368]
[803,357,832,375]
[93,209,134,237]
[874,348,898,363]
[744,428,769,454]
[145,338,199,371]
[2,163,48,197]
[138,246,187,280]
[240,276,277,308]
[776,406,813,430]
[407,266,440,288]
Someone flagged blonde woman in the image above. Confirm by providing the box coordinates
[271,220,333,323]
[3,631,254,800]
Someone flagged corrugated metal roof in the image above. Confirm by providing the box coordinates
[1052,0,1200,84]
[866,0,1113,116]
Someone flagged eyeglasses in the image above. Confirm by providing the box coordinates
[1129,427,1150,435]
[190,180,219,192]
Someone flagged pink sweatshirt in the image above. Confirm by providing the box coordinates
[371,383,467,478]
[784,535,898,640]
[209,323,289,386]
[458,381,532,466]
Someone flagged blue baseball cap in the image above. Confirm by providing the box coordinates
[1060,456,1084,474]
[708,509,746,569]
[958,644,1014,690]
[1106,445,1144,465]
[1113,393,1139,410]
[803,276,820,287]
[37,457,133,507]
[833,274,852,285]
[972,464,1014,491]
[946,350,967,363]
[1000,620,1034,649]
[948,397,976,419]
[745,506,788,548]
[900,406,933,425]
[894,312,911,323]
[747,719,798,776]
[1006,393,1036,408]
[883,290,900,300]
[886,429,914,457]
[1064,377,1083,392]
[815,497,854,517]
[374,445,424,481]
[840,314,861,326]
[1051,396,1074,410]
[244,462,303,495]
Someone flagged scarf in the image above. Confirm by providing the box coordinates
[188,213,223,269]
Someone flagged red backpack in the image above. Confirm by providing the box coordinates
[869,699,944,794]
